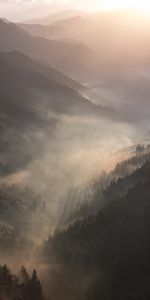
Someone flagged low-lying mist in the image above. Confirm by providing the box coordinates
[0,97,146,246]
[0,55,150,278]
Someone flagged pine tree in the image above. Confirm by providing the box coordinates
[20,266,29,285]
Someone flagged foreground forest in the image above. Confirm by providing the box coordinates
[1,146,150,299]
[0,265,45,300]
[41,158,150,300]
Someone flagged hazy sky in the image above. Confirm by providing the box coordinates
[1,0,150,21]
[0,0,90,21]
[0,0,78,21]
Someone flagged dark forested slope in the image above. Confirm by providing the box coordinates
[0,265,45,300]
[43,161,150,300]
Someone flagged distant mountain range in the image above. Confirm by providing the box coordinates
[19,15,91,42]
[0,19,91,76]
[26,9,86,25]
[16,10,150,83]
[18,23,72,41]
[0,50,124,180]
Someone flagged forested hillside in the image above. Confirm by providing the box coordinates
[0,265,45,300]
[43,161,150,300]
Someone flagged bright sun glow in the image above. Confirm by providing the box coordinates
[86,0,150,12]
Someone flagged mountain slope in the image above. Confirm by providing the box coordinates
[0,19,91,76]
[43,161,150,300]
[0,51,84,91]
[19,16,92,43]
[18,23,71,41]
[52,15,91,32]
[19,10,150,82]
[26,9,85,25]
[58,144,150,227]
[0,56,117,118]
[0,51,125,180]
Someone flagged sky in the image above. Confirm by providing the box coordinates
[1,0,150,21]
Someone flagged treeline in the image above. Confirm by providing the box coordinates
[0,265,45,300]
[43,161,150,300]
[59,143,150,226]
[0,186,47,256]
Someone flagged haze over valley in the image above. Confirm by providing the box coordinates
[0,1,150,299]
